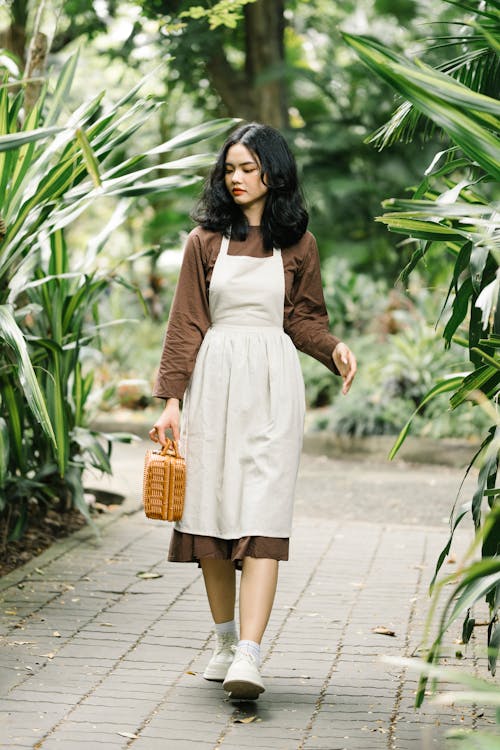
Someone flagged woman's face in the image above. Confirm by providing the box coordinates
[224,143,268,219]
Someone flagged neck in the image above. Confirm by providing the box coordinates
[243,205,264,226]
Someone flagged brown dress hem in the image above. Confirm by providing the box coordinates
[168,529,289,570]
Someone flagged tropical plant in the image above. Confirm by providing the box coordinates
[0,49,236,545]
[382,504,500,746]
[384,650,500,748]
[419,499,500,693]
[343,0,500,684]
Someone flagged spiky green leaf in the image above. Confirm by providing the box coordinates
[0,304,56,448]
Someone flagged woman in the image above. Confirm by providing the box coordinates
[149,123,356,701]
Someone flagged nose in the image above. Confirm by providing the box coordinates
[231,168,242,183]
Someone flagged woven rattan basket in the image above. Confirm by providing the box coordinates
[143,439,185,521]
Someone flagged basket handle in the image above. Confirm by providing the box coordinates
[160,438,181,458]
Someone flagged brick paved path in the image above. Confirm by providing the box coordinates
[0,444,494,749]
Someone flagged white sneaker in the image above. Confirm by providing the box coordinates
[222,649,265,700]
[203,632,237,682]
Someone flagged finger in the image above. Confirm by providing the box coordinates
[342,364,357,395]
[341,357,356,392]
[171,422,180,442]
[155,426,168,446]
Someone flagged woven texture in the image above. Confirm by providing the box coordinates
[143,439,185,521]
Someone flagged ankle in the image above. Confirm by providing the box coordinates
[236,639,261,666]
[215,619,237,640]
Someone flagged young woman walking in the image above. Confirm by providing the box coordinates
[149,123,356,700]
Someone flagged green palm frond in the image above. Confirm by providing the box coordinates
[370,50,499,148]
[366,0,499,148]
[343,34,500,179]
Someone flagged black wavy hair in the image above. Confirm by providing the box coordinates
[192,123,308,250]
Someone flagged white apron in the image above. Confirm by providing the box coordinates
[177,233,305,539]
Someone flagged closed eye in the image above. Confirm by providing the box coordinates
[224,162,259,174]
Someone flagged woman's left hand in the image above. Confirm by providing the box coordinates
[332,342,357,395]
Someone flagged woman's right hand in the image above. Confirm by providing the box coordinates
[149,398,180,445]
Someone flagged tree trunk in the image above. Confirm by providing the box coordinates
[0,23,26,64]
[0,0,49,114]
[22,1,51,115]
[24,30,48,114]
[205,0,288,128]
[244,0,287,128]
[0,0,29,66]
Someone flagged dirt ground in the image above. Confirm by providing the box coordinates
[0,506,87,577]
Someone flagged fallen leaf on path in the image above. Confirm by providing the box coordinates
[234,716,256,724]
[117,731,139,739]
[5,610,17,615]
[52,631,61,638]
[41,652,55,659]
[9,641,36,647]
[99,623,114,627]
[185,670,196,675]
[447,555,456,564]
[136,571,163,579]
[372,626,396,637]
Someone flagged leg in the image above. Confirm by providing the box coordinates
[200,558,236,624]
[239,557,279,643]
[201,559,237,682]
[223,557,278,699]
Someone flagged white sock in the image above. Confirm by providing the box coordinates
[237,639,261,665]
[215,619,237,639]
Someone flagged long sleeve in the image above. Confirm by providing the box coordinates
[284,235,340,375]
[153,230,211,400]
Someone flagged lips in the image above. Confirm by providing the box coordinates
[232,188,245,195]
